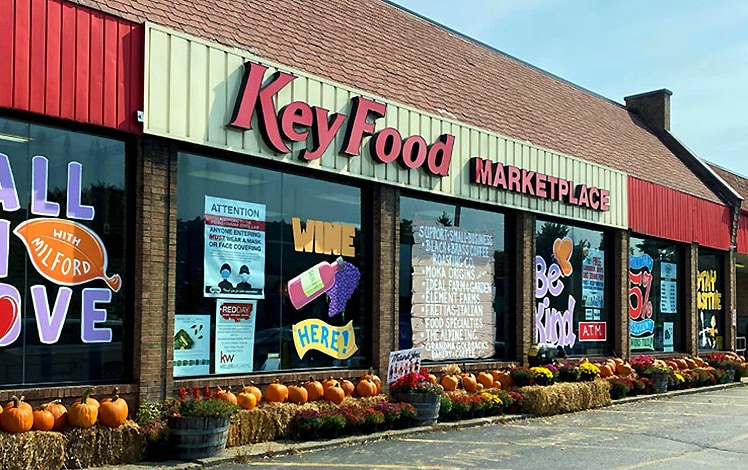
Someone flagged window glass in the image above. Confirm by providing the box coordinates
[0,117,128,386]
[535,220,610,356]
[697,250,724,351]
[629,236,684,353]
[175,152,368,377]
[399,196,509,361]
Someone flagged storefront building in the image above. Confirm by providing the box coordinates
[707,163,748,348]
[0,0,742,403]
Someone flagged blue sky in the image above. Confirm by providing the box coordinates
[390,0,748,177]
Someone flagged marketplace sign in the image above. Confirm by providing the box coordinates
[470,157,611,211]
[228,61,455,176]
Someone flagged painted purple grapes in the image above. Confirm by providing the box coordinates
[327,262,361,317]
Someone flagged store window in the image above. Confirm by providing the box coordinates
[0,117,128,386]
[629,236,684,353]
[535,220,610,356]
[175,152,368,377]
[697,250,724,351]
[398,196,509,361]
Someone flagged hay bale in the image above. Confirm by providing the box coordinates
[228,408,279,446]
[227,395,390,446]
[519,380,611,416]
[63,421,145,469]
[0,431,66,470]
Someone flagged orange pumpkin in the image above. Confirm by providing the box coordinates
[599,364,614,378]
[303,377,324,401]
[493,371,514,387]
[361,368,382,393]
[368,370,382,394]
[615,363,633,376]
[477,371,494,389]
[99,387,129,428]
[613,358,624,365]
[428,373,438,384]
[264,382,289,403]
[45,400,68,431]
[339,379,355,397]
[356,378,377,398]
[321,377,339,390]
[1,396,33,433]
[440,374,459,392]
[32,403,55,431]
[288,385,309,405]
[69,388,99,429]
[242,382,263,405]
[324,383,345,404]
[685,358,697,370]
[217,387,238,405]
[461,373,478,393]
[693,357,705,367]
[236,391,257,410]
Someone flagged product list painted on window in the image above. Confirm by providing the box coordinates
[410,218,495,360]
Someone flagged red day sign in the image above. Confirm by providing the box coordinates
[219,302,254,322]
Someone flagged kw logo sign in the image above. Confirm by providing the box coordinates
[219,351,235,364]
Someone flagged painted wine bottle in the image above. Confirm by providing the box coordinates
[288,257,345,309]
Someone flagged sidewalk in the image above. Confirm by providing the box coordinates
[109,380,746,469]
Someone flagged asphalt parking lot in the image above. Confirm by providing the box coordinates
[213,385,748,470]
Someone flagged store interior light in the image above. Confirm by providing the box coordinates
[316,193,361,206]
[0,132,31,143]
[188,170,265,186]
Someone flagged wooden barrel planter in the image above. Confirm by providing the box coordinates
[651,372,668,394]
[169,415,231,460]
[396,392,441,426]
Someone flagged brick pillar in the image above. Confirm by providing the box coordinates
[514,212,535,364]
[133,136,177,402]
[613,230,630,360]
[685,243,698,355]
[724,249,737,351]
[371,186,398,388]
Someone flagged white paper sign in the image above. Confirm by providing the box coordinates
[215,300,257,374]
[204,196,265,299]
[174,315,211,377]
[387,347,422,384]
[660,262,677,314]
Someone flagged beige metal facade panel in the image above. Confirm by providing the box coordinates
[144,23,628,228]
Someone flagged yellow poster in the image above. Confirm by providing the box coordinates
[292,319,358,360]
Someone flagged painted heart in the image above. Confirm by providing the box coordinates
[0,295,19,341]
[553,237,574,277]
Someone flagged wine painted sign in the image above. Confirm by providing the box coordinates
[0,154,120,347]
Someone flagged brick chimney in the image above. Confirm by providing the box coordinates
[624,89,673,132]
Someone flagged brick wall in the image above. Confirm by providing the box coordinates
[371,186,398,393]
[613,230,630,360]
[685,243,699,354]
[134,136,176,402]
[514,212,534,364]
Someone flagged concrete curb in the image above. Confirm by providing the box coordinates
[107,381,746,469]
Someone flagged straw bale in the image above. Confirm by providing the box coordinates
[0,430,66,470]
[520,380,611,416]
[63,420,145,469]
[227,395,389,446]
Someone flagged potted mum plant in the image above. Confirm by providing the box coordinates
[390,368,443,426]
[136,400,171,462]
